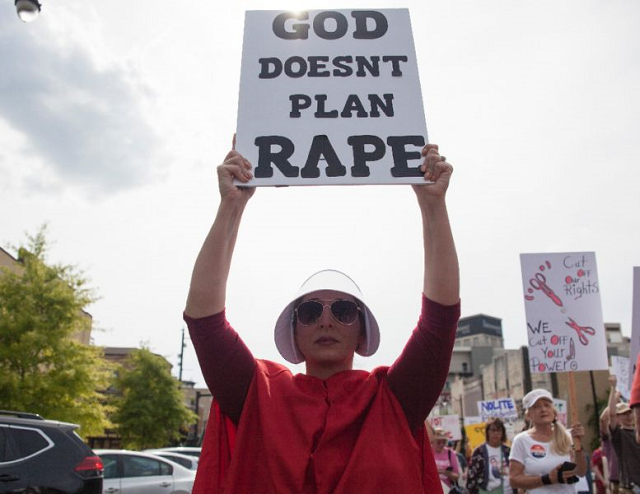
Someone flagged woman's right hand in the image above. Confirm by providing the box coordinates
[549,463,578,484]
[217,146,255,203]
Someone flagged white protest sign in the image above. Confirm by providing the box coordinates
[477,398,518,421]
[236,9,428,186]
[612,356,631,401]
[464,416,482,426]
[553,398,567,425]
[630,267,640,383]
[520,252,608,373]
[428,414,462,441]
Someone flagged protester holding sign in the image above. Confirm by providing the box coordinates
[184,142,460,493]
[607,375,640,492]
[467,418,512,494]
[509,389,586,493]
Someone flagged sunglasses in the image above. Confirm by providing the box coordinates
[295,300,361,326]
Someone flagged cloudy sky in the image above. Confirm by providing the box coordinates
[1,0,638,387]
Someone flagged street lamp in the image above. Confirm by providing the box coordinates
[15,0,41,23]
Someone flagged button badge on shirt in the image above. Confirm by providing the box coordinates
[530,444,547,459]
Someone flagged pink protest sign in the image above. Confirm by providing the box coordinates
[520,252,608,373]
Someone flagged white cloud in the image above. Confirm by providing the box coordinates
[0,12,163,194]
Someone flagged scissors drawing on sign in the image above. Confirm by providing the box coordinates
[565,318,596,346]
[529,273,564,307]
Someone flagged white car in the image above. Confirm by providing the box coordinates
[144,447,201,459]
[143,450,198,470]
[95,449,195,494]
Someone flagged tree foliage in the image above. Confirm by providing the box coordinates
[0,226,111,437]
[111,348,197,450]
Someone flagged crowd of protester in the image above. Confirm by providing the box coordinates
[429,358,640,494]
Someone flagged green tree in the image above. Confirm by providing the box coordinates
[111,348,197,449]
[0,227,111,437]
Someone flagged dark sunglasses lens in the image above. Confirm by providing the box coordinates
[331,300,358,324]
[297,301,323,325]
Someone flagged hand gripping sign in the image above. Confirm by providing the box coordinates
[235,9,429,186]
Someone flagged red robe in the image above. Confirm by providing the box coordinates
[194,360,442,494]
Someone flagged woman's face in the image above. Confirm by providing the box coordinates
[294,290,364,372]
[618,410,635,429]
[487,425,504,447]
[527,398,555,426]
[434,437,447,452]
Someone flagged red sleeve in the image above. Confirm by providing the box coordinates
[387,295,460,431]
[184,310,256,425]
[631,353,640,408]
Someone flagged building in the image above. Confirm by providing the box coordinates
[442,314,506,414]
[181,382,213,444]
[605,323,630,357]
[0,247,19,272]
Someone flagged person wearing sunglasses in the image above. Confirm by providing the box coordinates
[184,141,460,494]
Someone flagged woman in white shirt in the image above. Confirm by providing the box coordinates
[509,389,587,493]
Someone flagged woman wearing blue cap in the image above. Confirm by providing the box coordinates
[184,141,460,493]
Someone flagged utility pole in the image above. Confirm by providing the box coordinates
[178,327,186,382]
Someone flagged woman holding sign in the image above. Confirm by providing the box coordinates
[509,389,586,493]
[184,142,460,493]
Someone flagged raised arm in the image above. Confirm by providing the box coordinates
[183,146,256,424]
[185,147,255,317]
[599,404,610,435]
[386,144,460,430]
[413,144,459,305]
[607,375,620,431]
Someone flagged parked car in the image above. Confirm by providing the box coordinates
[143,446,201,459]
[0,410,103,493]
[95,449,195,494]
[143,450,198,470]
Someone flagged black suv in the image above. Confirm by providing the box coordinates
[0,410,103,493]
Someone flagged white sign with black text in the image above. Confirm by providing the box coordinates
[236,9,428,186]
